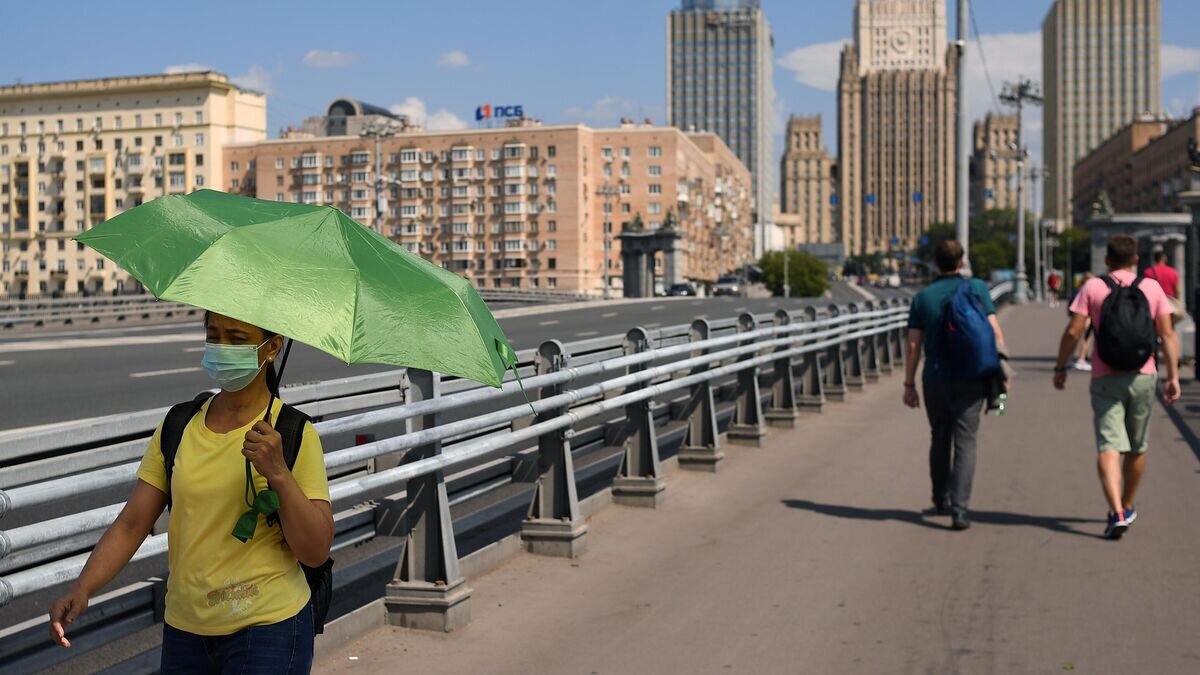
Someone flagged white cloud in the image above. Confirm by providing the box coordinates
[231,65,275,95]
[1162,44,1200,80]
[303,50,358,69]
[438,51,470,68]
[163,63,213,74]
[565,96,662,125]
[388,97,468,131]
[776,39,846,92]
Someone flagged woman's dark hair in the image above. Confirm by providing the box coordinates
[204,311,281,397]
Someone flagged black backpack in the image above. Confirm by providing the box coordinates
[160,392,334,635]
[1095,275,1157,372]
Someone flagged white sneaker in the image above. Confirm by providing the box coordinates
[1073,361,1093,372]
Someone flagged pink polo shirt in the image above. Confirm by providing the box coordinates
[1068,269,1171,378]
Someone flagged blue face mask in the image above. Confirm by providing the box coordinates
[201,339,270,392]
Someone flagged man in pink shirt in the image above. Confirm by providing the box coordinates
[1053,235,1180,539]
[1143,250,1180,299]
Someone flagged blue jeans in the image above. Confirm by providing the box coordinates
[160,601,314,674]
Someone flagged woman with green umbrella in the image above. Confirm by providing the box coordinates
[49,311,333,673]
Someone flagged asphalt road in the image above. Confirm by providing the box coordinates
[0,283,889,431]
[318,303,1200,674]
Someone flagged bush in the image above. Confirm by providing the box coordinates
[759,250,829,298]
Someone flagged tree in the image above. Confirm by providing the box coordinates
[759,250,829,298]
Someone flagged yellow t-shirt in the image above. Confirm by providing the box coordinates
[136,397,330,636]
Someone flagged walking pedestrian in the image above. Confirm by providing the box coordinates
[903,240,1007,530]
[1143,250,1186,330]
[49,312,333,673]
[1067,273,1095,372]
[1053,235,1180,540]
[1048,271,1062,308]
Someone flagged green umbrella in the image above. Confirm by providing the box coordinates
[76,189,517,387]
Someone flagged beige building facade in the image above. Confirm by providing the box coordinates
[838,0,957,256]
[0,72,265,297]
[778,115,836,248]
[969,113,1020,215]
[224,120,753,294]
[1042,0,1161,228]
[1074,109,1199,219]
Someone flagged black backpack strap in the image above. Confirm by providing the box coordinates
[1100,274,1118,292]
[161,391,215,510]
[274,404,310,472]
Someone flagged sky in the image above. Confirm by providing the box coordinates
[2,0,1199,184]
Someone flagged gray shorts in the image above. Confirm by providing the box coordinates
[1089,373,1157,454]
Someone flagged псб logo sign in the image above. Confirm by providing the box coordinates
[475,104,524,121]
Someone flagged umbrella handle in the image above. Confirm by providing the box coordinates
[262,338,295,425]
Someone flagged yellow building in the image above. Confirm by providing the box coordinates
[0,72,265,297]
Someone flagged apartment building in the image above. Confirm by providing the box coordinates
[224,117,753,294]
[0,72,265,297]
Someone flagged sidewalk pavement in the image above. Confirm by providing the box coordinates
[316,303,1200,674]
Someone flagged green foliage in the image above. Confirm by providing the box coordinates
[759,250,829,298]
[843,253,887,276]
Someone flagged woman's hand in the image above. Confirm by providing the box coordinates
[48,586,89,648]
[243,421,288,482]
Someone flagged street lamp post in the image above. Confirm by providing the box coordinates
[361,123,398,236]
[1000,77,1043,305]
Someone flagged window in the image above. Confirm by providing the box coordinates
[400,150,419,163]
[174,112,183,126]
[601,147,613,159]
[275,158,284,169]
[649,203,662,215]
[230,161,240,172]
[476,149,486,161]
[547,164,556,177]
[648,165,662,176]
[352,189,369,200]
[491,149,501,160]
[302,174,320,185]
[621,147,631,158]
[503,145,524,159]
[195,175,205,187]
[547,145,556,158]
[547,220,557,232]
[649,184,662,194]
[621,203,631,214]
[169,172,186,188]
[649,146,662,157]
[547,200,557,213]
[350,152,370,164]
[351,171,369,183]
[451,148,470,161]
[154,113,163,127]
[300,153,319,168]
[129,154,142,168]
[169,153,186,166]
[504,165,524,178]
[135,114,142,128]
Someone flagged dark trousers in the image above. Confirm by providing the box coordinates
[923,379,987,511]
[160,600,314,674]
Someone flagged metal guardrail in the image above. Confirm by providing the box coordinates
[0,297,910,673]
[0,289,591,328]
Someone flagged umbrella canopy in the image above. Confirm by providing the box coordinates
[76,190,516,387]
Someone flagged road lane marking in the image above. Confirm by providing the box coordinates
[182,346,206,353]
[690,301,703,306]
[130,367,203,379]
[646,322,662,328]
[0,360,13,366]
[735,307,747,312]
[651,305,664,310]
[538,320,560,326]
[576,331,599,337]
[0,332,199,354]
[601,312,619,318]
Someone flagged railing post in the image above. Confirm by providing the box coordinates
[844,303,866,391]
[521,340,588,557]
[877,299,896,375]
[612,327,666,508]
[727,312,767,446]
[798,305,826,412]
[765,309,798,428]
[677,319,724,472]
[892,299,908,368]
[862,301,882,382]
[381,368,471,632]
[824,305,848,402]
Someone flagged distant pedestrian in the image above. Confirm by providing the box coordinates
[1143,250,1180,299]
[903,240,1007,530]
[1067,273,1095,372]
[1048,272,1061,308]
[1053,235,1180,540]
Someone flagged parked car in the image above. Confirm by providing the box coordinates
[714,275,741,296]
[666,283,697,297]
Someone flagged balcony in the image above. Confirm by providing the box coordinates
[50,267,69,278]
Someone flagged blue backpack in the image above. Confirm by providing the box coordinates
[940,280,1000,381]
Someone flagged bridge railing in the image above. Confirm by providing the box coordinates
[0,298,910,673]
[0,289,590,328]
